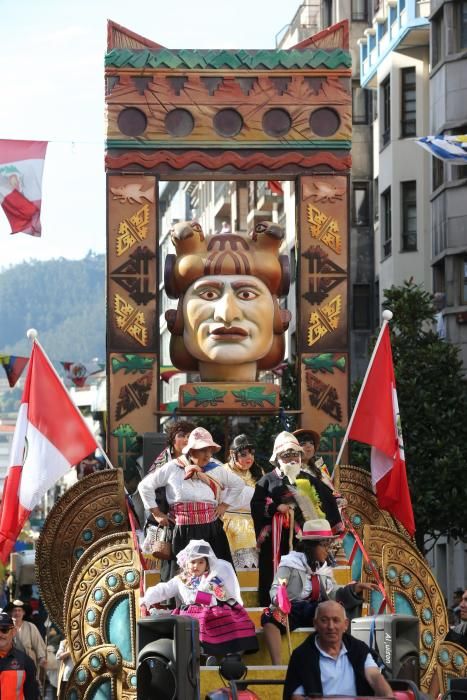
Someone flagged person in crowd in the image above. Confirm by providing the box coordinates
[7,600,47,677]
[293,428,344,535]
[144,419,196,582]
[283,600,393,700]
[451,587,465,626]
[223,434,264,568]
[262,518,378,665]
[55,639,74,697]
[138,427,245,566]
[141,540,258,660]
[251,432,322,607]
[429,587,467,696]
[0,611,39,699]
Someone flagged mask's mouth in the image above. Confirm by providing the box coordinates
[211,326,248,338]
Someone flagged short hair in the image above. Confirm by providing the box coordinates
[165,419,196,448]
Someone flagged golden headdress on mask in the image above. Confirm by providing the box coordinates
[164,220,292,372]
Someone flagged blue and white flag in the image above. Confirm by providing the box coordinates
[417,134,467,164]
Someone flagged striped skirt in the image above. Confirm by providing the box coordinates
[172,603,259,657]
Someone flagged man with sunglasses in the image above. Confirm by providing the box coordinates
[0,612,39,699]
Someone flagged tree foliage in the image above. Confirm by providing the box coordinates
[0,254,105,360]
[353,281,467,550]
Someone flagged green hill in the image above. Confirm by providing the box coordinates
[0,253,105,362]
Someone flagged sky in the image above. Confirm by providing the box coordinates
[0,0,298,270]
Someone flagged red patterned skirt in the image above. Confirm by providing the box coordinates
[172,603,259,657]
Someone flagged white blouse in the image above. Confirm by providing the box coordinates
[138,458,245,510]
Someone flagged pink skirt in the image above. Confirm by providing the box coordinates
[172,604,258,657]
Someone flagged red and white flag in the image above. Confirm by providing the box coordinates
[0,139,48,236]
[0,341,98,563]
[347,324,415,535]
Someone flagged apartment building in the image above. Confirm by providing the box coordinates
[430,0,467,369]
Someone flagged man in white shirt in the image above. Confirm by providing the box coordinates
[283,600,393,700]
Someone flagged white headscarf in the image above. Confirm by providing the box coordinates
[176,539,243,605]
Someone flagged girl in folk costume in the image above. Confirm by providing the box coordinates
[261,518,377,665]
[222,434,264,569]
[293,428,345,535]
[138,427,244,565]
[251,432,323,607]
[141,540,259,658]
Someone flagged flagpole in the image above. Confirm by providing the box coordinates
[334,309,393,468]
[26,329,115,470]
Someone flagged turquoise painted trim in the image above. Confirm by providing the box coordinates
[359,0,429,88]
[394,591,415,616]
[342,533,363,582]
[105,48,351,70]
[89,680,112,700]
[106,139,352,151]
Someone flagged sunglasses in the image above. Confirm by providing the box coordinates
[237,448,254,458]
[280,451,301,460]
[0,626,13,633]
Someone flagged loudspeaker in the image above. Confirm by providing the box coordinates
[137,615,200,700]
[142,432,167,474]
[351,614,420,684]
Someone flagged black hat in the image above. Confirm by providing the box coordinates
[0,612,14,628]
[230,434,254,452]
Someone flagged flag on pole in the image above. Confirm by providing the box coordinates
[0,139,48,236]
[416,134,467,164]
[0,341,98,563]
[0,354,29,387]
[347,325,415,536]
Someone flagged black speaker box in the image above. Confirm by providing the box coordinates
[351,614,420,684]
[137,615,200,700]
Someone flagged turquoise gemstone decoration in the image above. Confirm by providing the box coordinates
[422,607,433,623]
[128,673,137,687]
[69,690,79,700]
[82,529,94,543]
[107,652,118,666]
[400,572,412,587]
[387,566,398,581]
[106,596,132,662]
[96,517,107,529]
[453,653,464,669]
[352,514,362,526]
[419,652,429,669]
[107,574,118,588]
[76,667,88,684]
[87,633,97,647]
[86,609,97,623]
[90,654,102,670]
[439,649,450,664]
[125,570,136,584]
[93,588,105,604]
[75,547,85,560]
[414,587,425,602]
[422,631,433,648]
[112,511,124,524]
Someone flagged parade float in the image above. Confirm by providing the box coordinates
[34,19,466,700]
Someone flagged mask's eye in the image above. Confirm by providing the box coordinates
[236,288,259,301]
[198,287,221,301]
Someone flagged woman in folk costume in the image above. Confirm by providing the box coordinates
[222,434,264,569]
[143,419,196,583]
[261,518,377,665]
[141,540,259,658]
[293,428,344,535]
[251,432,323,607]
[138,427,244,565]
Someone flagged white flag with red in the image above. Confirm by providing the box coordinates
[0,341,98,563]
[347,324,415,536]
[0,139,48,236]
